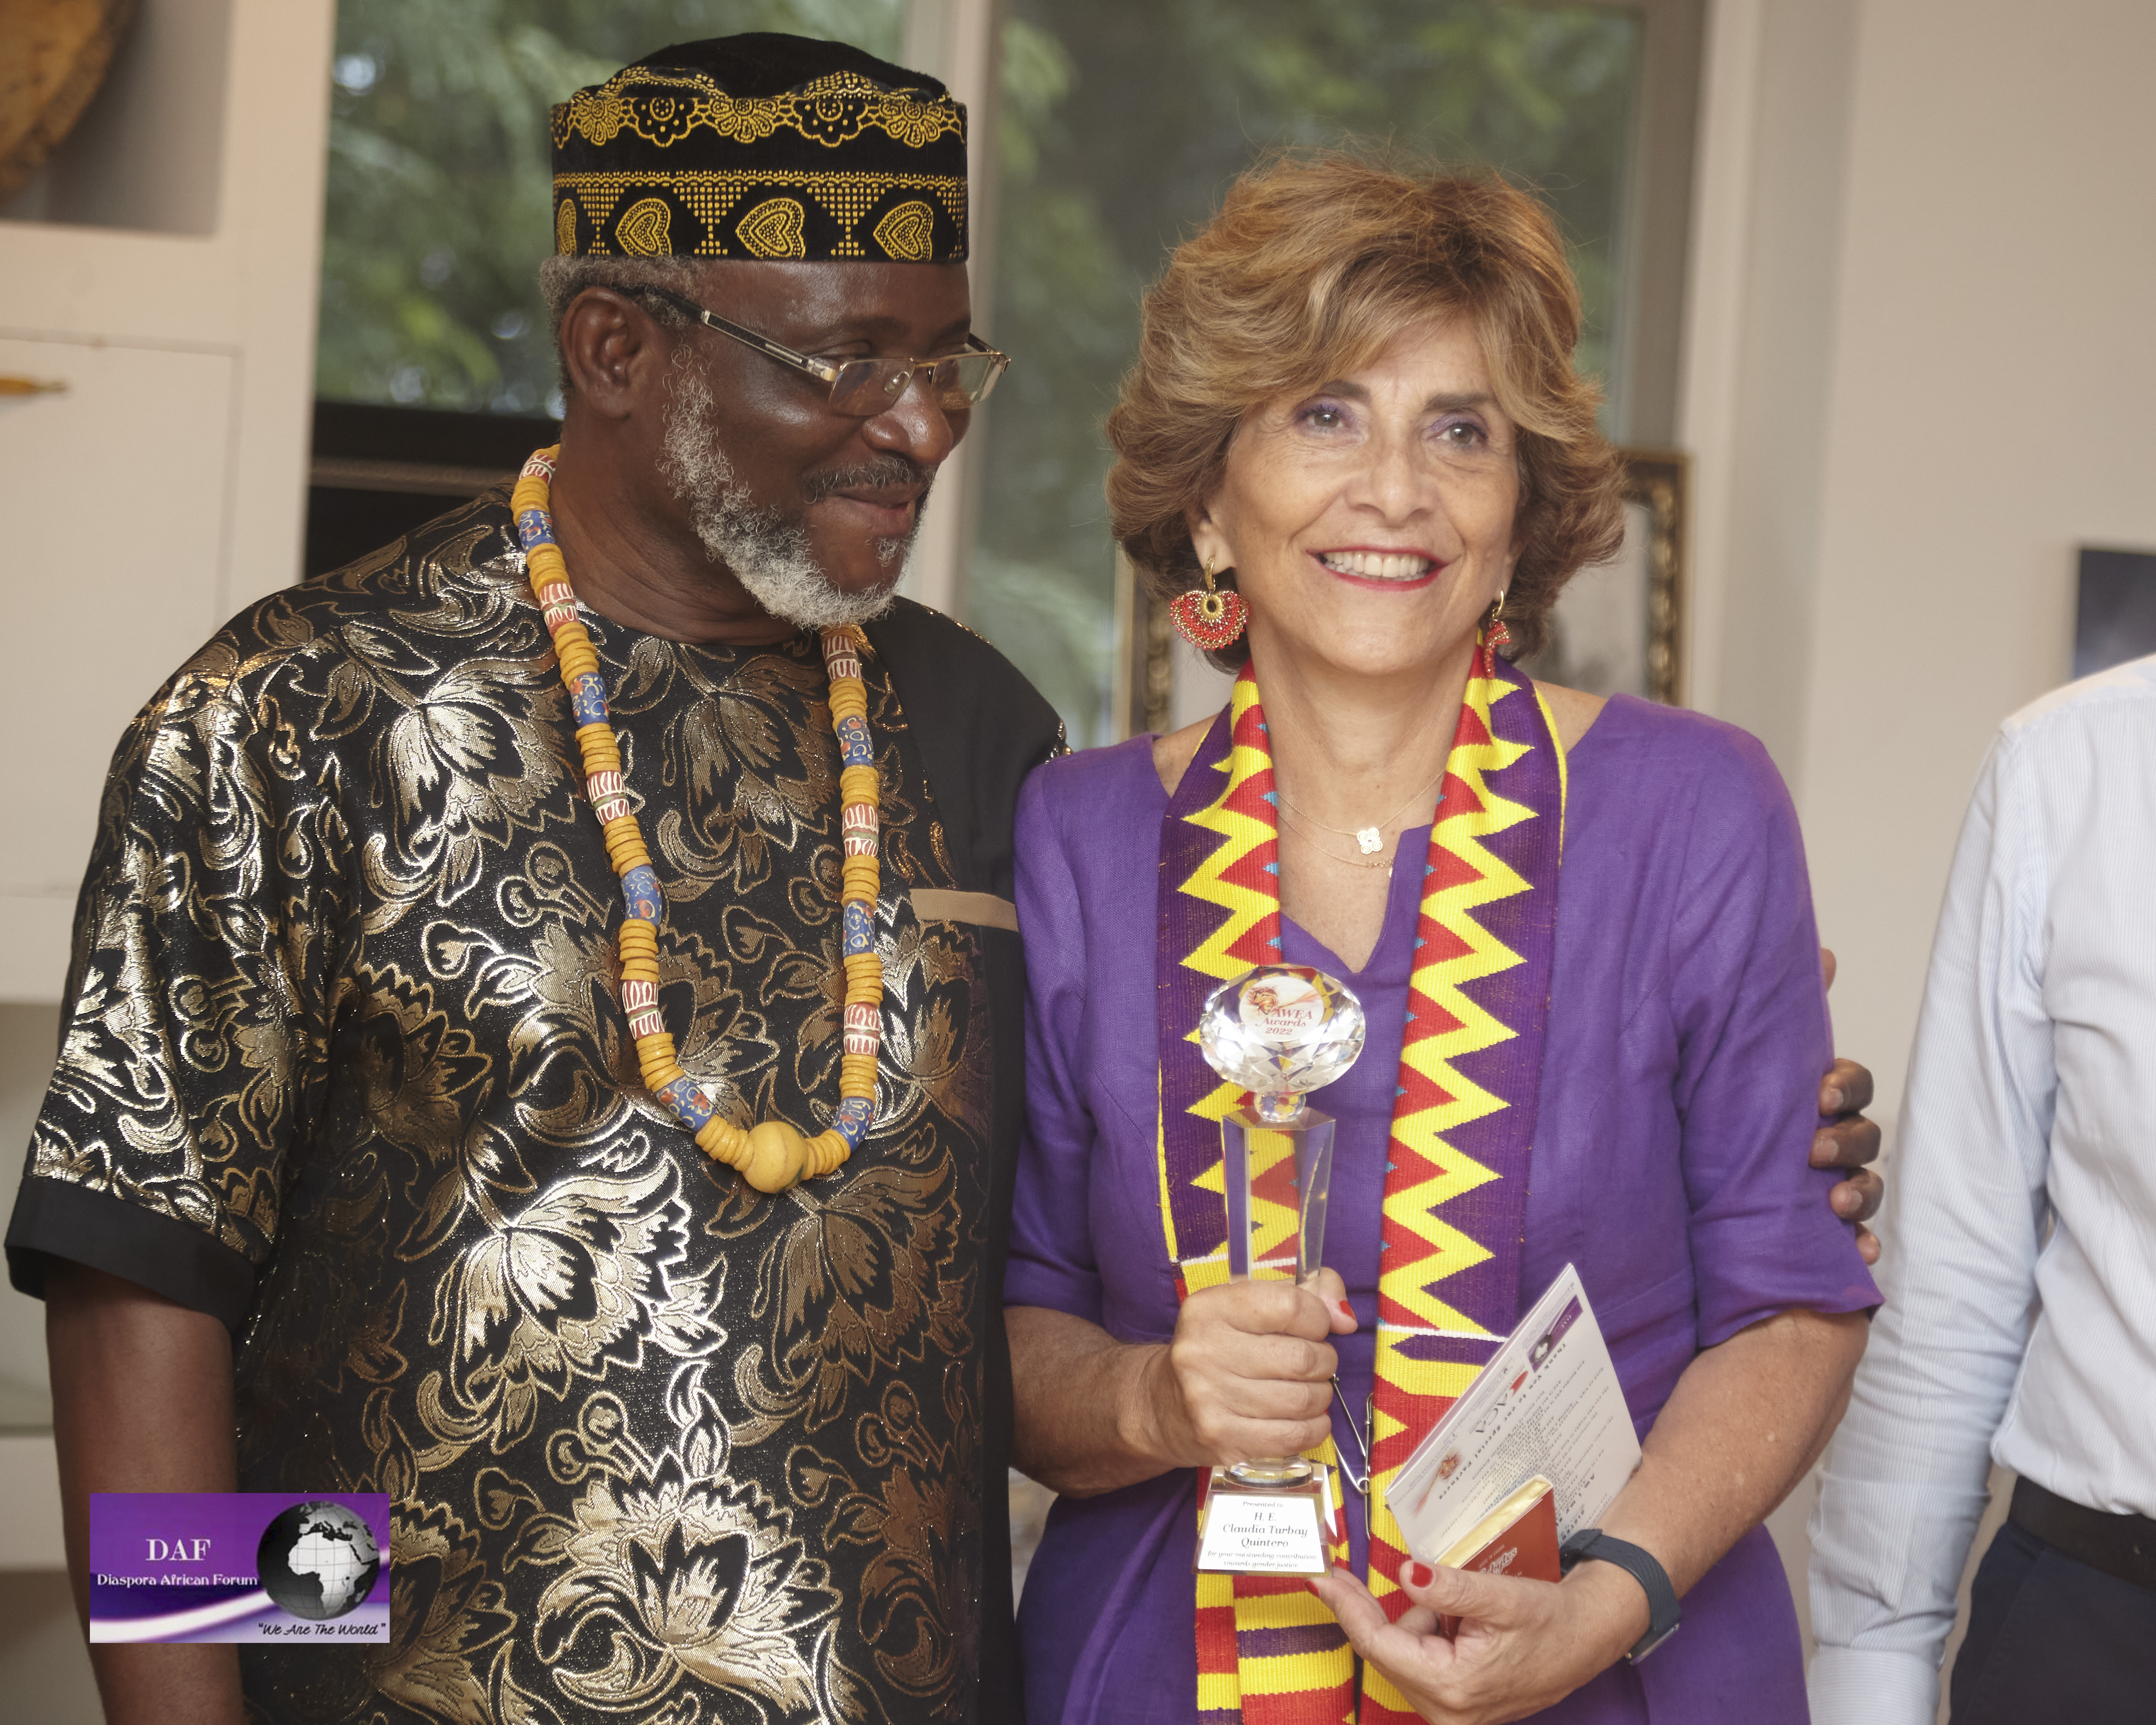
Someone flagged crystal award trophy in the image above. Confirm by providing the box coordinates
[1192,964,1366,1576]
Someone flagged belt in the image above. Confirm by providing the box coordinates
[2009,1476,2156,1592]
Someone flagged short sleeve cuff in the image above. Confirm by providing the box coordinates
[1003,1250,1104,1324]
[1806,1645,1940,1725]
[1693,1195,1881,1349]
[6,1177,257,1329]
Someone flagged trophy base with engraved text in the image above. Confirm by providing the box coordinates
[1195,1468,1332,1577]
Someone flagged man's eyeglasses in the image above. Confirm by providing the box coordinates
[635,286,1010,416]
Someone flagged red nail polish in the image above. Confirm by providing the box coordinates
[1337,1299,1356,1319]
[1405,1560,1435,1588]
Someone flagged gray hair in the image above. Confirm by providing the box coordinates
[537,254,702,395]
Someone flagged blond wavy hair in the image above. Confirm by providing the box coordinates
[1105,152,1626,665]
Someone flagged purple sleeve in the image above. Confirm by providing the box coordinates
[1668,730,1880,1345]
[1004,764,1107,1324]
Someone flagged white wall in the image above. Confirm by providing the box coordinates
[0,0,336,1002]
[1692,0,2156,1146]
[1685,0,2156,1707]
[1794,0,2156,1134]
[1,0,335,620]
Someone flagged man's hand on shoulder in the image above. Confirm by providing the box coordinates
[1817,948,1885,1265]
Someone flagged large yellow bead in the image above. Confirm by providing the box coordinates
[741,1120,809,1193]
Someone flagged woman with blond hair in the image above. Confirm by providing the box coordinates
[1004,155,1879,1724]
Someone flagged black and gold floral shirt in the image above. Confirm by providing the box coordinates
[6,493,1062,1724]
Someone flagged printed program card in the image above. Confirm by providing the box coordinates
[1388,1264,1642,1563]
[90,1493,391,1643]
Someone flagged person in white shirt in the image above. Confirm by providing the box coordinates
[1808,654,2156,1724]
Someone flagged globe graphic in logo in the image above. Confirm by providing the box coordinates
[255,1502,380,1620]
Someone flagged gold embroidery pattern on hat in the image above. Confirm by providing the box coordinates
[553,68,963,154]
[553,170,967,258]
[555,197,578,255]
[616,197,675,256]
[872,201,936,262]
[736,197,808,259]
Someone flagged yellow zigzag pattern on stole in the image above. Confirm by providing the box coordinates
[1158,673,1279,1264]
[1380,668,1541,1338]
[1178,674,1277,987]
[1172,680,1357,1709]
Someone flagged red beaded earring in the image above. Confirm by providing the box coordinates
[1168,558,1250,652]
[1485,588,1513,651]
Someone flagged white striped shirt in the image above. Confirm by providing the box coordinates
[1807,654,2156,1724]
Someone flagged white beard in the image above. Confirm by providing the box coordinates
[657,355,916,630]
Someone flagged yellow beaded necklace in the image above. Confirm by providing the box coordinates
[512,446,882,1193]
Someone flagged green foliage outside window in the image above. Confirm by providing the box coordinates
[316,1,1640,744]
[317,0,902,413]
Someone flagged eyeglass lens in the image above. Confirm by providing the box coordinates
[828,353,1005,415]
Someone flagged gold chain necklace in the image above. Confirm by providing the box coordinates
[1276,801,1395,873]
[514,447,880,1194]
[1273,761,1447,855]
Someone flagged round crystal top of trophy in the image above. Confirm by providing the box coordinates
[1197,965,1366,1121]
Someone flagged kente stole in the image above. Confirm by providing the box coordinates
[1155,639,1565,1724]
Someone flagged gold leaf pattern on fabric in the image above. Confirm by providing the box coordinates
[28,493,993,1722]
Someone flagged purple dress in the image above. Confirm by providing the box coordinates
[1005,695,1881,1725]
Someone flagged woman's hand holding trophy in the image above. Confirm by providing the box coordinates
[1168,964,1366,1573]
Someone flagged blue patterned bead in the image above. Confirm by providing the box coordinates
[570,673,608,727]
[621,866,663,923]
[835,713,874,767]
[842,900,876,955]
[658,1076,714,1130]
[833,1095,877,1145]
[517,509,555,549]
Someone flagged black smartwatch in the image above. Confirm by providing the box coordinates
[1559,1529,1681,1662]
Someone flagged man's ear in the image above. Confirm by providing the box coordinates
[560,288,670,421]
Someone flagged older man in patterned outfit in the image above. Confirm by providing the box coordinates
[5,33,1057,1725]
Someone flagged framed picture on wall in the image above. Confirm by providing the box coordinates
[1515,448,1688,707]
[2073,547,2156,679]
[1117,446,1690,738]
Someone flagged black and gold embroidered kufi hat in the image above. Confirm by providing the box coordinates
[551,32,967,264]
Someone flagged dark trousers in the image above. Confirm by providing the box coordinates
[1948,1518,2156,1723]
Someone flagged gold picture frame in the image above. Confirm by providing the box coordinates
[1612,447,1688,709]
[1116,445,1689,737]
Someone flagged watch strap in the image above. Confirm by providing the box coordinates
[1559,1529,1681,1662]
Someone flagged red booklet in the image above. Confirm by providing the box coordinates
[1431,1475,1561,1637]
